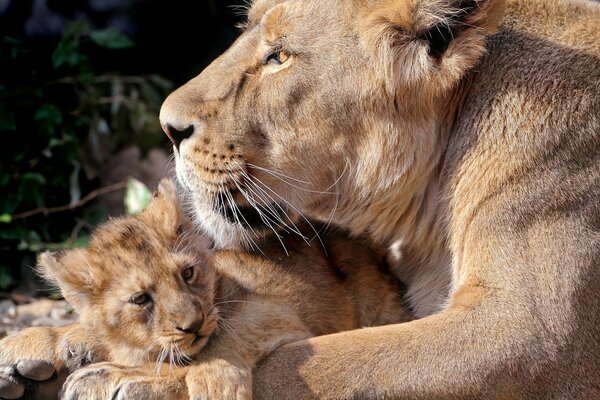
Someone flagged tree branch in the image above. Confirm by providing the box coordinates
[11,181,128,220]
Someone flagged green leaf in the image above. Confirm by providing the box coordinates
[91,28,134,49]
[0,214,11,223]
[52,21,89,69]
[35,104,63,135]
[124,177,151,216]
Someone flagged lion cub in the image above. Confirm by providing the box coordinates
[5,179,408,399]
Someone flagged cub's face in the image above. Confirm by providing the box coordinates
[159,0,505,247]
[38,180,219,366]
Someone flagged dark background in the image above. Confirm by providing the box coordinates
[0,0,245,295]
[0,0,246,85]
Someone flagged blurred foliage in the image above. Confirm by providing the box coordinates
[0,21,172,290]
[124,177,152,216]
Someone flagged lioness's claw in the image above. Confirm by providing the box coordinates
[15,360,55,381]
[0,377,24,400]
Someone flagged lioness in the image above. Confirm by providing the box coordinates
[0,179,408,399]
[2,0,599,398]
[160,0,600,397]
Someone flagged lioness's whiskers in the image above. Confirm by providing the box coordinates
[249,165,338,195]
[229,159,308,240]
[251,174,327,253]
[237,170,298,231]
[218,182,251,249]
[246,163,311,185]
[229,175,289,256]
[234,177,292,234]
[173,227,195,252]
[222,182,262,252]
[318,160,348,236]
[241,173,309,243]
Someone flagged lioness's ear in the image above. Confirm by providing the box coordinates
[142,178,182,235]
[360,0,506,93]
[37,249,95,311]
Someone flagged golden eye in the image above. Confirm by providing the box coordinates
[182,265,195,283]
[265,50,290,66]
[130,292,151,306]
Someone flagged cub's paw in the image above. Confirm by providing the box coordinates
[0,327,74,400]
[187,362,252,400]
[0,361,59,400]
[61,362,185,400]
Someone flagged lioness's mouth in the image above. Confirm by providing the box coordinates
[220,197,287,230]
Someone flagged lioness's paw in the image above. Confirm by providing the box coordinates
[187,362,252,400]
[61,362,185,400]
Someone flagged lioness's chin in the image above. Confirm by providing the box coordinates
[190,198,247,250]
[183,181,299,250]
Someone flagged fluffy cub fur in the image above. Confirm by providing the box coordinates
[1,179,408,399]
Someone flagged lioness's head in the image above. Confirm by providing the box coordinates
[160,0,504,248]
[37,179,218,366]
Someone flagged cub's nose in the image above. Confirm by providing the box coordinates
[175,316,204,334]
[163,124,195,151]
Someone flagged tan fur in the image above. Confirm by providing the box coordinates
[155,0,600,398]
[0,179,408,399]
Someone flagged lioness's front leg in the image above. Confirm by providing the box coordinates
[0,323,95,400]
[253,295,552,399]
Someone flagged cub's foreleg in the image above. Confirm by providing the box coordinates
[0,323,98,400]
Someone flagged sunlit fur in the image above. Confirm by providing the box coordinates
[14,178,409,398]
[159,0,505,316]
[38,179,217,368]
[159,0,600,398]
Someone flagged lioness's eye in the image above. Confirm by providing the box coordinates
[264,50,290,66]
[182,265,195,283]
[130,292,151,306]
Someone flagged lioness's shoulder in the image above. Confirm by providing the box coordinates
[504,0,600,53]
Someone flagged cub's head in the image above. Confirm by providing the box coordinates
[159,0,505,247]
[37,179,218,366]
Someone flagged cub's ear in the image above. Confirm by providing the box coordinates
[142,178,182,236]
[360,0,506,93]
[37,249,96,312]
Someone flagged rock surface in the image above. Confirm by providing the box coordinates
[0,298,77,339]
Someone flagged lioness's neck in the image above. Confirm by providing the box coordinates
[336,91,466,316]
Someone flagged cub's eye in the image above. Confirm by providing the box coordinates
[264,50,290,66]
[130,292,151,306]
[182,265,195,283]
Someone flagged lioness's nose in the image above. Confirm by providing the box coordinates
[163,124,194,151]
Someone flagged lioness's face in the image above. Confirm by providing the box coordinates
[160,0,377,248]
[160,0,500,247]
